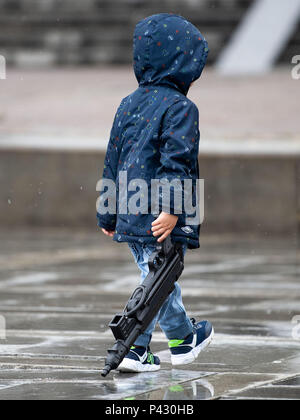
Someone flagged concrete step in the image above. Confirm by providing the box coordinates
[0,0,251,13]
[0,0,253,66]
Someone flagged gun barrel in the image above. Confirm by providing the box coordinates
[101,365,111,377]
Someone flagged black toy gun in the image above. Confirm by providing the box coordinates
[101,236,184,377]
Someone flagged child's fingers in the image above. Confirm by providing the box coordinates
[152,223,176,234]
[151,223,163,232]
[157,229,171,243]
[152,216,164,226]
[102,229,114,237]
[152,227,166,237]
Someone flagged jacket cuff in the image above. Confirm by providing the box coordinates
[97,213,116,231]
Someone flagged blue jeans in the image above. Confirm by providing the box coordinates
[128,242,193,348]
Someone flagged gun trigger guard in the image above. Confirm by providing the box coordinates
[148,250,163,271]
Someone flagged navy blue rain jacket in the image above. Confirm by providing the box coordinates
[97,13,209,249]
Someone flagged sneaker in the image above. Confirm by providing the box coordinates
[117,346,161,373]
[168,319,214,366]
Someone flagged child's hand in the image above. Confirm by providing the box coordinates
[151,212,178,243]
[101,228,115,238]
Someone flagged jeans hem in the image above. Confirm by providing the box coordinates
[134,334,152,348]
[163,318,193,340]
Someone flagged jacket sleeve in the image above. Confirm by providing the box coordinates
[96,111,120,231]
[157,100,200,215]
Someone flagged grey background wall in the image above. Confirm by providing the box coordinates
[0,149,298,239]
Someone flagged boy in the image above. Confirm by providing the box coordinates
[97,13,213,373]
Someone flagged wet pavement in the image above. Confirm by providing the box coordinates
[0,229,299,400]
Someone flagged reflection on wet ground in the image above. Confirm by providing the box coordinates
[0,230,299,400]
[134,375,215,400]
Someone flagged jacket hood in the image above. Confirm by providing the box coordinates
[133,13,209,96]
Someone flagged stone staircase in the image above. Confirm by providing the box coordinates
[0,0,298,67]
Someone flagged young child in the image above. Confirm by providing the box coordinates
[97,13,213,373]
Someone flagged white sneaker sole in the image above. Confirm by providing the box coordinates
[117,358,161,373]
[171,328,214,366]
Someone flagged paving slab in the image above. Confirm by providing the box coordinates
[274,376,300,386]
[0,369,212,401]
[135,373,280,400]
[223,385,300,400]
[0,229,299,399]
